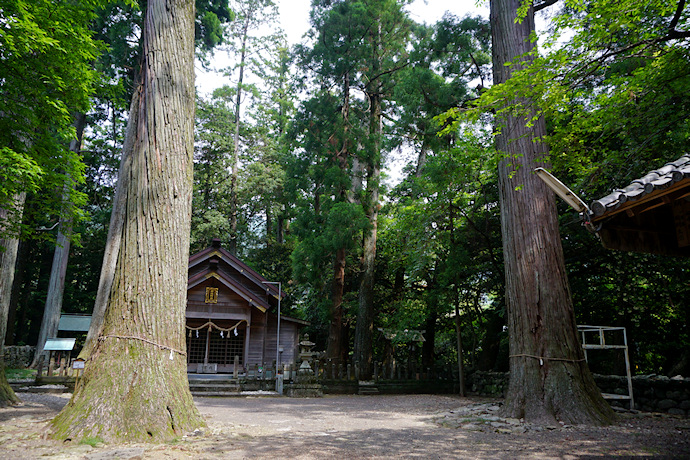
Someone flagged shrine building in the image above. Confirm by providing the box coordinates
[186,239,306,374]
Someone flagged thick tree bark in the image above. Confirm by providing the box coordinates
[52,0,204,441]
[491,0,614,425]
[31,113,86,368]
[80,86,137,360]
[0,193,26,407]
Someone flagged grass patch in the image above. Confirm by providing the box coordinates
[4,368,36,380]
[79,437,104,447]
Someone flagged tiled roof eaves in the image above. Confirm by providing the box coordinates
[591,154,690,218]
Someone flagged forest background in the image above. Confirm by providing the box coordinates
[2,0,689,380]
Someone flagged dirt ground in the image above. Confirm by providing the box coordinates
[1,392,690,459]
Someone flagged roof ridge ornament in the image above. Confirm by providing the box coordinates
[534,167,600,233]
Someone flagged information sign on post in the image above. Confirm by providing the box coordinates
[72,358,86,377]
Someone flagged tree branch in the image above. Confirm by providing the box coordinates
[670,0,686,31]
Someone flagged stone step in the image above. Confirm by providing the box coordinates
[357,380,379,395]
[188,380,239,386]
[190,384,241,391]
[358,388,380,395]
[191,391,243,397]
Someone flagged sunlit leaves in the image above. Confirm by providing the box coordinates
[0,0,105,240]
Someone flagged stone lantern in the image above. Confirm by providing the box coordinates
[298,333,316,375]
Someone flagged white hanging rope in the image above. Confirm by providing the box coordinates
[98,335,187,356]
[186,319,246,335]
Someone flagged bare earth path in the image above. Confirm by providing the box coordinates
[1,392,689,459]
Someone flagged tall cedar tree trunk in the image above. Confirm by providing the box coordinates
[328,247,346,361]
[354,18,384,380]
[0,193,26,407]
[354,85,381,380]
[229,7,252,256]
[491,0,614,425]
[31,113,86,368]
[52,0,204,441]
[327,71,351,362]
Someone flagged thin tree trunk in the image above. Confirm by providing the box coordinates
[491,0,614,425]
[265,204,272,245]
[52,0,204,441]
[449,200,465,395]
[4,239,29,346]
[454,291,465,397]
[327,71,351,362]
[31,113,86,368]
[229,8,252,256]
[277,215,284,244]
[415,140,427,178]
[0,192,26,407]
[422,264,438,370]
[327,247,346,361]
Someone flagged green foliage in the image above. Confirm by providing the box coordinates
[0,0,104,240]
[196,0,234,51]
[0,148,43,223]
[378,125,504,369]
[455,0,690,183]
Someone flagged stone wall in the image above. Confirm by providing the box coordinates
[595,374,690,417]
[467,371,690,418]
[466,371,509,398]
[3,345,35,368]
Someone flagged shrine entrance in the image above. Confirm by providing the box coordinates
[186,319,247,373]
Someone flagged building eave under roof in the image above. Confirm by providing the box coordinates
[590,154,690,256]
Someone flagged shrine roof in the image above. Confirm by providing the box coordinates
[591,154,690,220]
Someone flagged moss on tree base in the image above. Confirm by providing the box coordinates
[51,342,205,443]
[0,367,21,407]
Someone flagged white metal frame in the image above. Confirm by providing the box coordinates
[578,325,634,410]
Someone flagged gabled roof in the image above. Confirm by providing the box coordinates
[188,239,286,312]
[188,267,270,312]
[189,239,283,299]
[591,155,690,219]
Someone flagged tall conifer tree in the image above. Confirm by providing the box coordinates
[490,0,614,425]
[52,0,205,441]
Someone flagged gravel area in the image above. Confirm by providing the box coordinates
[0,392,689,459]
